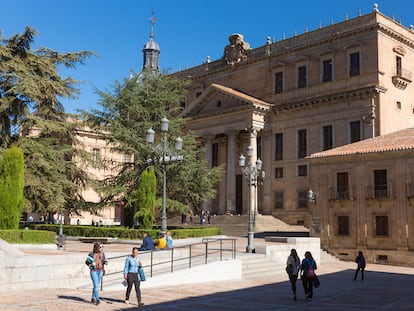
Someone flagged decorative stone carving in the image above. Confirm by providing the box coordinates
[223,33,250,66]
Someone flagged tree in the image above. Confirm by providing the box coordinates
[0,146,24,229]
[128,166,157,229]
[0,27,95,215]
[86,72,222,222]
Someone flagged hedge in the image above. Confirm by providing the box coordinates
[0,229,56,244]
[32,224,221,239]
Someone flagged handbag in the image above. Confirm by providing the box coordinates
[138,266,146,281]
[314,274,320,288]
[285,264,293,275]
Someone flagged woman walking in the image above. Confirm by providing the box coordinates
[88,242,107,305]
[286,249,301,301]
[123,247,144,307]
[354,251,366,281]
[301,251,317,301]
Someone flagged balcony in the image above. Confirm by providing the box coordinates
[366,183,394,200]
[392,68,412,89]
[328,186,354,201]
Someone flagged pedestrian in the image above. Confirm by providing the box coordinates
[200,211,205,226]
[181,213,187,225]
[189,209,194,224]
[166,231,174,248]
[286,248,301,301]
[123,247,144,307]
[300,251,317,301]
[87,242,107,305]
[354,251,366,281]
[207,210,211,224]
[139,232,155,251]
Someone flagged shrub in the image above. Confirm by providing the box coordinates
[32,224,221,239]
[0,229,56,244]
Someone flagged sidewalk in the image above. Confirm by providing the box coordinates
[1,260,414,310]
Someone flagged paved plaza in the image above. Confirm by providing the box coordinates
[1,249,414,311]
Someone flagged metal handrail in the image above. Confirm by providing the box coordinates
[101,237,237,289]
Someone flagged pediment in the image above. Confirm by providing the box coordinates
[183,84,272,118]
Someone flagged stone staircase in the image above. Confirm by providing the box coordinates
[168,214,309,237]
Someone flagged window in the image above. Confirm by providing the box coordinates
[350,121,361,143]
[196,92,202,97]
[92,148,100,161]
[350,52,360,76]
[297,129,307,158]
[257,136,262,160]
[275,72,283,93]
[396,56,402,76]
[274,191,284,209]
[212,143,219,167]
[298,165,307,177]
[216,100,222,108]
[374,170,387,198]
[124,154,132,163]
[396,101,402,110]
[297,190,309,209]
[298,65,307,88]
[275,133,283,161]
[338,216,350,235]
[275,167,284,179]
[375,216,389,236]
[337,172,349,199]
[323,125,333,151]
[322,59,332,82]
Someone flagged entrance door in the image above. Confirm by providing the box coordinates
[236,174,243,214]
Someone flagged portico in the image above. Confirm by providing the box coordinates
[183,83,272,215]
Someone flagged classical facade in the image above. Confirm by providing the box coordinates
[174,5,414,229]
[308,128,414,265]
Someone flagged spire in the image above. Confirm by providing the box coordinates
[142,11,160,72]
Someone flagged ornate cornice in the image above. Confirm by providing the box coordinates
[272,85,387,113]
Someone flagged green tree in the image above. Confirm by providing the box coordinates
[128,166,157,229]
[0,146,24,229]
[86,72,222,222]
[0,27,95,215]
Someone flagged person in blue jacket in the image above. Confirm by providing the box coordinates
[300,251,317,301]
[123,247,144,307]
[138,232,154,251]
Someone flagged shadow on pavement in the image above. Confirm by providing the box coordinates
[132,269,414,311]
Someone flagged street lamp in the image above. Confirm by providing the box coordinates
[146,117,183,234]
[239,145,265,253]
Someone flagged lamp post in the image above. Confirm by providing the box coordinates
[239,145,265,253]
[146,117,183,235]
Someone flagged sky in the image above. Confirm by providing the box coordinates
[2,1,414,114]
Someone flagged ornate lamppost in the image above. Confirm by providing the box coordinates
[146,117,183,234]
[239,145,265,253]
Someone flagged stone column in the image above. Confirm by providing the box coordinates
[248,128,258,216]
[226,131,237,214]
[202,135,213,212]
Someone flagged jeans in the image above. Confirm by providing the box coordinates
[288,273,298,296]
[90,269,103,301]
[354,267,364,281]
[302,276,314,298]
[125,272,141,301]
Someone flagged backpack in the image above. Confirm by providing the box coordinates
[306,260,315,278]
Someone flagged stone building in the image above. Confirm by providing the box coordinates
[307,128,414,265]
[175,5,414,230]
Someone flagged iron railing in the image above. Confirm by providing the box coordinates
[101,237,237,289]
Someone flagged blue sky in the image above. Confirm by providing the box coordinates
[2,1,414,113]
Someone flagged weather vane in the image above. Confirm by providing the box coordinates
[150,10,156,26]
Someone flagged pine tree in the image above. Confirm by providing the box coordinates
[0,27,95,215]
[0,146,24,229]
[85,72,222,222]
